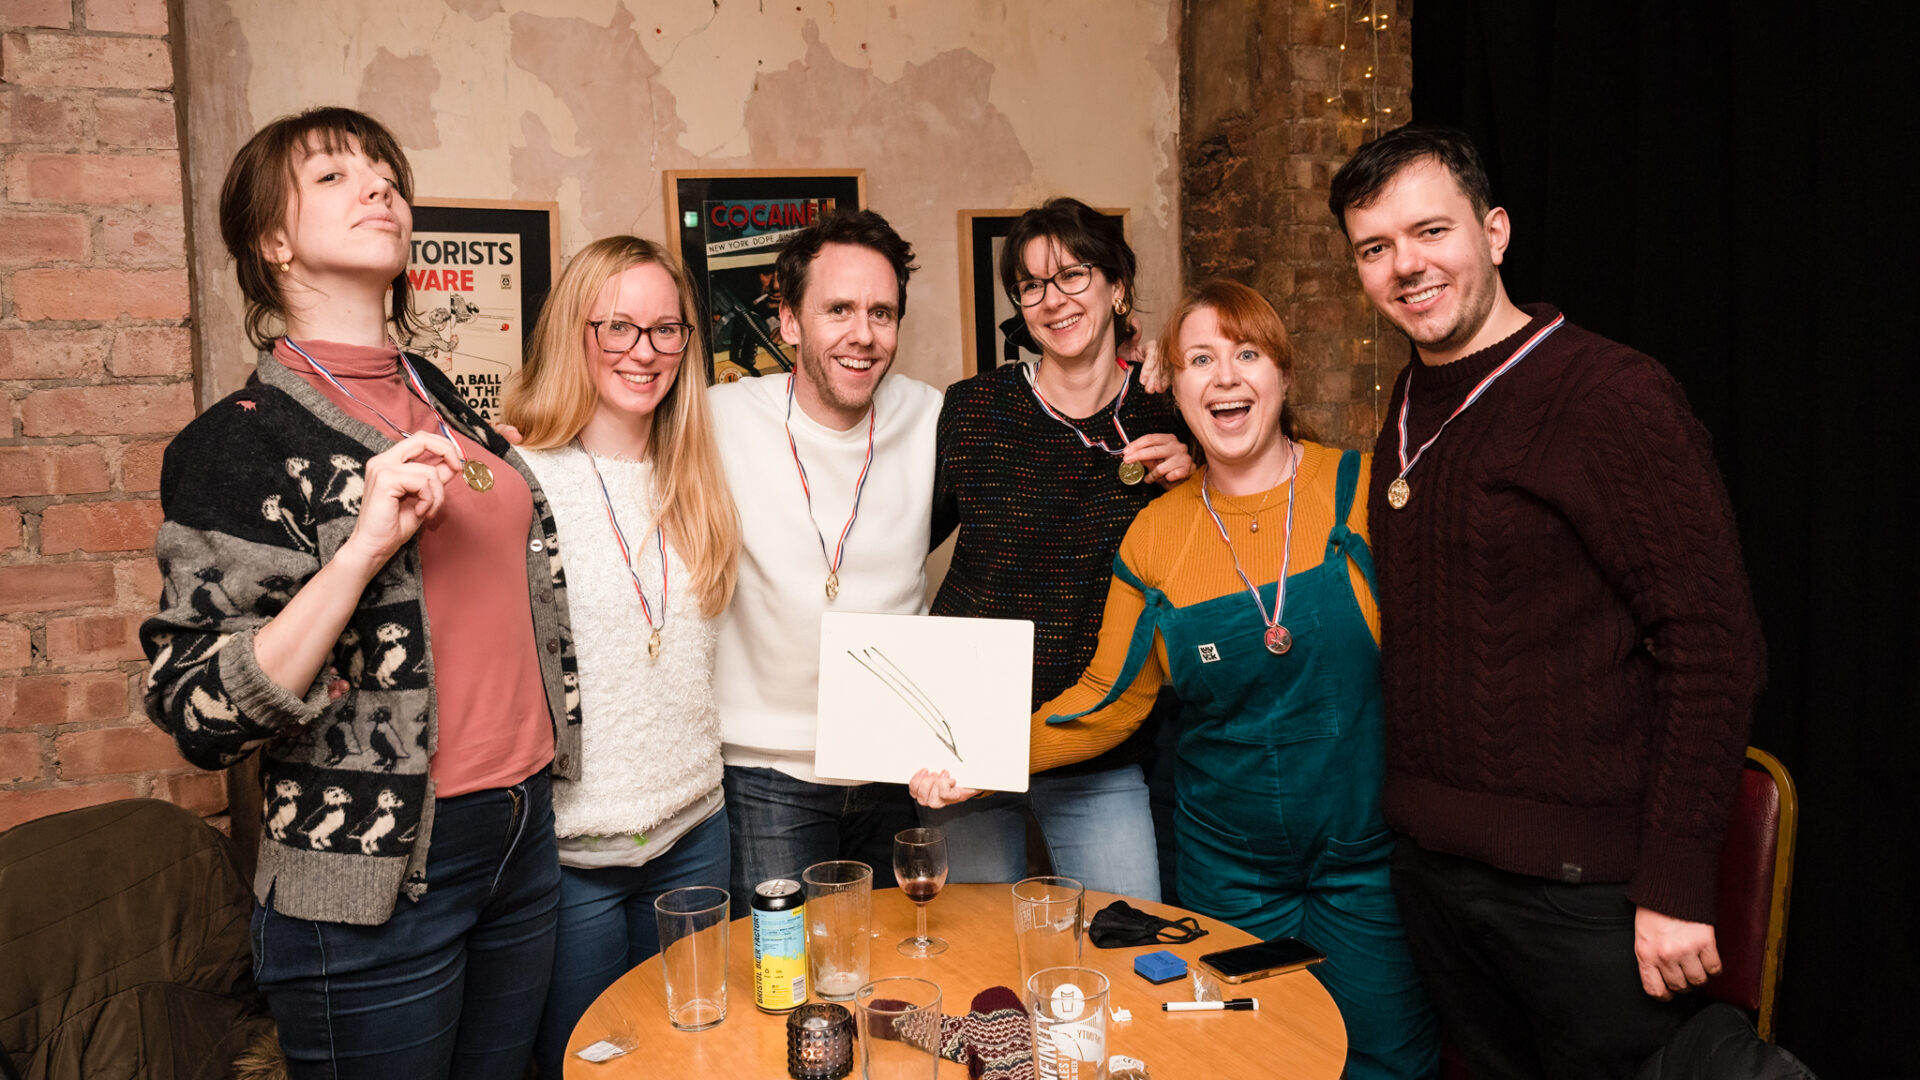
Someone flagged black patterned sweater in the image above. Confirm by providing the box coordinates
[140,351,582,927]
[931,360,1188,774]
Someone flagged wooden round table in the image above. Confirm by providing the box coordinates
[566,884,1346,1077]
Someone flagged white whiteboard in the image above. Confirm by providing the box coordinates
[814,612,1033,792]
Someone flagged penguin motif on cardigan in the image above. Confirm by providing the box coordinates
[264,778,302,841]
[346,789,404,855]
[300,786,352,849]
[366,706,409,771]
[372,623,411,689]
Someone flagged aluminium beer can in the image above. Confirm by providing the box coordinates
[751,878,807,1012]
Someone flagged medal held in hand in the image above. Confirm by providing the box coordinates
[283,338,495,494]
[463,459,495,493]
[1023,360,1147,486]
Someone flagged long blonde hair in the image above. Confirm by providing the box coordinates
[503,236,739,616]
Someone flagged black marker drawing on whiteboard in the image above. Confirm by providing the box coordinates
[847,646,962,762]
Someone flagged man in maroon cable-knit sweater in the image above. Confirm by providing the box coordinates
[1330,127,1766,1078]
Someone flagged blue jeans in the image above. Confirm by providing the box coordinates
[920,765,1162,901]
[251,770,561,1080]
[722,765,918,913]
[533,806,730,1079]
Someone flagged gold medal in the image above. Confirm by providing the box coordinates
[647,627,662,661]
[1387,476,1411,510]
[1118,460,1146,486]
[826,572,840,601]
[463,459,495,493]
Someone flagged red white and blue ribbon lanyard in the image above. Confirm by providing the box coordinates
[1198,440,1299,655]
[282,338,493,493]
[1387,314,1564,510]
[580,448,668,661]
[784,373,874,601]
[1020,358,1145,484]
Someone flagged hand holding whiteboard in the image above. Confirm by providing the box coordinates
[814,612,1033,792]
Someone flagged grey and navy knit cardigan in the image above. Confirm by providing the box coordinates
[140,351,583,926]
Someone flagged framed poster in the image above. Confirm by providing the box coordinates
[957,207,1129,378]
[664,169,866,384]
[400,198,560,421]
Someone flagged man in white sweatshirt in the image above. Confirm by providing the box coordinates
[709,210,944,909]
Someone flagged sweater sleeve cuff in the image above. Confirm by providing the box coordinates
[1626,831,1724,926]
[220,628,330,731]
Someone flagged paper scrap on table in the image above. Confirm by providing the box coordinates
[576,1039,632,1062]
[814,612,1033,793]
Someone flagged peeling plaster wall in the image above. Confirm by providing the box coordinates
[181,0,1181,402]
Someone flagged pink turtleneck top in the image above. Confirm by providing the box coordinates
[276,338,553,797]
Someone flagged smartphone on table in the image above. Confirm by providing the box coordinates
[1198,936,1328,983]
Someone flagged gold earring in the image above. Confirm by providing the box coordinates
[1114,296,1130,317]
[278,260,290,273]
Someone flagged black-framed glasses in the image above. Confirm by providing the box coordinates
[1013,263,1097,308]
[589,319,692,355]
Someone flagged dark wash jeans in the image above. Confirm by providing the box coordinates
[722,765,918,914]
[251,770,562,1080]
[1391,838,1702,1080]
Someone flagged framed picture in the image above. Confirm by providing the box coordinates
[957,207,1130,377]
[399,198,560,421]
[664,169,866,383]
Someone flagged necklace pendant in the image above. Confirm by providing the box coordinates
[825,571,840,601]
[463,459,495,493]
[647,627,662,661]
[1117,460,1146,486]
[1248,519,1260,533]
[1264,625,1293,655]
[1387,476,1411,510]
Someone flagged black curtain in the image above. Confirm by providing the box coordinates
[1412,2,1917,1076]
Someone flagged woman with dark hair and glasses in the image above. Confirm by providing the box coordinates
[912,197,1191,899]
[500,236,740,1078]
[141,107,578,1078]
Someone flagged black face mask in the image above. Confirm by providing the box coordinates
[1087,900,1210,949]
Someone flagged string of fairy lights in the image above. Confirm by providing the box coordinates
[1326,0,1395,417]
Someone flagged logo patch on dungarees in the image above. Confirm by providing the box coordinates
[1198,643,1220,663]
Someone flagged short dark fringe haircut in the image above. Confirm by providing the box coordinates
[997,197,1140,345]
[774,208,918,318]
[219,107,419,349]
[1327,125,1495,236]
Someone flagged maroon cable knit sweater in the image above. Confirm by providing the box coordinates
[1370,304,1765,925]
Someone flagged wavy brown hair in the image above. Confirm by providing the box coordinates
[502,236,739,616]
[218,107,418,349]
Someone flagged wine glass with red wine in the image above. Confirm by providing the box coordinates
[892,827,949,957]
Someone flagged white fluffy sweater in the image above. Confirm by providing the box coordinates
[520,445,723,838]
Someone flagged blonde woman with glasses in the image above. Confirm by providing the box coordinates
[501,237,740,1078]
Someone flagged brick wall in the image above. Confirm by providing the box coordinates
[0,0,207,832]
[1180,0,1413,449]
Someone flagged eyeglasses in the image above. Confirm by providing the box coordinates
[589,319,692,355]
[1013,263,1097,308]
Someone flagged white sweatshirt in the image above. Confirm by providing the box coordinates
[519,446,724,839]
[709,372,942,783]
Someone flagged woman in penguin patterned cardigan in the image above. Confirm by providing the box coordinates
[140,107,581,1079]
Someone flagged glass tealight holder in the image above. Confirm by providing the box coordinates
[786,1002,854,1079]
